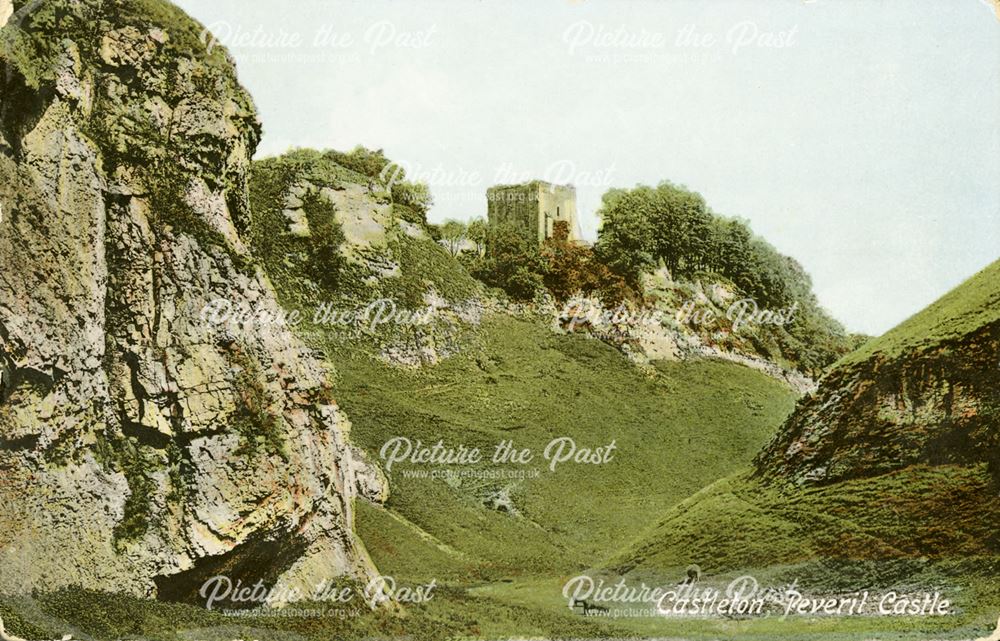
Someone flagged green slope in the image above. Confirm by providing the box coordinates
[329,315,799,582]
[837,258,1000,368]
[594,257,1000,640]
[595,464,1000,640]
[245,149,801,584]
[611,465,1000,576]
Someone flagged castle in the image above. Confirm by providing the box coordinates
[486,181,581,245]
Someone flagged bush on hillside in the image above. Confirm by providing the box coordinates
[301,190,347,291]
[464,223,546,301]
[541,221,632,305]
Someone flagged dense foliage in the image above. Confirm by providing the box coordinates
[253,147,853,370]
[594,182,855,373]
[541,221,632,304]
[459,221,628,303]
[301,190,348,291]
[463,222,547,300]
[596,182,803,309]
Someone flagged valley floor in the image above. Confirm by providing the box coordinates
[4,318,996,641]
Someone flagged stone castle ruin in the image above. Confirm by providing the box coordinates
[486,181,581,245]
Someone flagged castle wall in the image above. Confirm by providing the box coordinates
[487,181,579,245]
[487,184,537,242]
[536,183,578,243]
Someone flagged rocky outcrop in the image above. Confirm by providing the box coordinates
[0,0,384,601]
[553,271,818,394]
[247,149,490,368]
[755,261,1000,485]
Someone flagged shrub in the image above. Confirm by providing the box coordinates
[466,223,545,301]
[230,349,286,461]
[301,190,347,292]
[541,222,634,305]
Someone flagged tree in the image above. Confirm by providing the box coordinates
[467,218,488,256]
[542,221,632,304]
[391,181,433,215]
[301,190,346,291]
[440,219,468,257]
[541,221,588,301]
[642,182,713,277]
[591,182,855,373]
[593,188,655,288]
[467,223,545,301]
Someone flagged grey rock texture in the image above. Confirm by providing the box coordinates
[0,0,385,601]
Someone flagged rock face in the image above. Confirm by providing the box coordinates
[0,0,385,601]
[755,260,1000,486]
[247,149,490,368]
[554,271,819,394]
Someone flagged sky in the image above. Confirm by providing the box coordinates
[174,0,1000,336]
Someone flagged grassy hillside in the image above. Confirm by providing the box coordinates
[246,151,802,579]
[594,463,1000,640]
[836,258,1000,368]
[237,149,829,639]
[326,314,799,581]
[589,257,1000,640]
[612,465,1000,575]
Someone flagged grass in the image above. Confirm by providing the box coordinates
[323,315,799,582]
[586,463,1000,640]
[380,230,482,308]
[0,584,635,641]
[475,573,1000,641]
[237,153,1000,640]
[612,464,1000,575]
[836,258,1000,368]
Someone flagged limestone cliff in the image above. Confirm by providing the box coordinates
[554,270,822,394]
[755,259,1000,485]
[247,149,489,368]
[0,0,385,601]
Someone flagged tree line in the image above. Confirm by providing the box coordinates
[433,180,858,374]
[594,181,814,311]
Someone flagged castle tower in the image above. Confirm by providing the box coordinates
[486,181,580,245]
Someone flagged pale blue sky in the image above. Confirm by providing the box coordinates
[175,0,1000,336]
